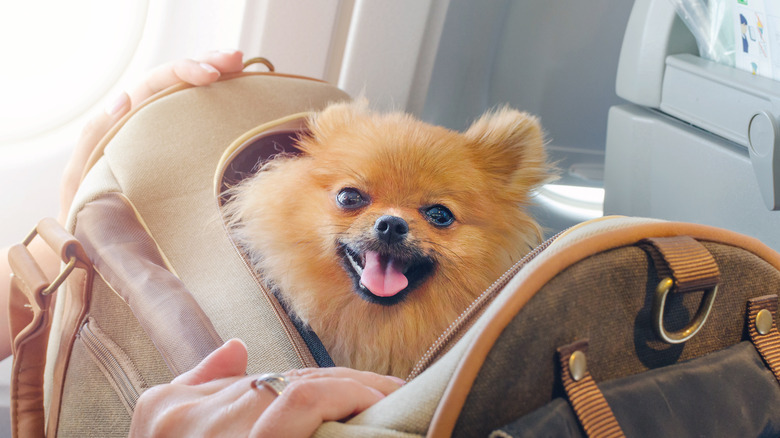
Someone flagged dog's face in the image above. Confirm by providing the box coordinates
[225,100,553,377]
[337,207,438,306]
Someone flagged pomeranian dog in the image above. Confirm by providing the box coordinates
[224,100,553,378]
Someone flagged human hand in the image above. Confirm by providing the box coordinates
[130,339,404,437]
[58,49,246,223]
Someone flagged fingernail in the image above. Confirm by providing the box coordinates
[199,62,220,75]
[104,92,129,116]
[225,338,247,348]
[388,376,406,385]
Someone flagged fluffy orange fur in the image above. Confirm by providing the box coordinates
[224,100,554,378]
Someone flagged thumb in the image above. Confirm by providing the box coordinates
[59,92,131,223]
[172,339,249,386]
[74,91,132,177]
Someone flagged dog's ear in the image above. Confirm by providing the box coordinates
[464,107,555,190]
[305,98,370,142]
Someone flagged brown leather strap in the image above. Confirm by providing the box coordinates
[747,295,780,383]
[8,252,50,438]
[558,340,625,438]
[75,193,224,376]
[46,267,93,438]
[8,219,91,438]
[640,236,720,293]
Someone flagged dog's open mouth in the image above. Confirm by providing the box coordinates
[338,243,435,306]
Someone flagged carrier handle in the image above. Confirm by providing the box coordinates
[8,218,91,438]
[243,57,275,72]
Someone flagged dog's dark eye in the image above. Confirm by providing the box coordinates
[337,188,368,209]
[423,205,455,227]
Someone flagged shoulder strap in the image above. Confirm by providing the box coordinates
[73,193,225,376]
[8,218,91,438]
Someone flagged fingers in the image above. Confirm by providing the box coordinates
[197,376,278,436]
[129,49,244,106]
[251,375,387,438]
[249,367,403,438]
[58,91,131,222]
[287,367,405,396]
[195,49,246,73]
[130,341,258,437]
[172,339,248,385]
[130,376,262,437]
[131,364,403,438]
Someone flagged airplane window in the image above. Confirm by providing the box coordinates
[0,0,147,150]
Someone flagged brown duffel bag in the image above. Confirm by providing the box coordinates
[424,217,780,438]
[9,62,780,437]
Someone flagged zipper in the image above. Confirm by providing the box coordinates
[79,319,146,411]
[406,229,567,380]
[225,237,320,369]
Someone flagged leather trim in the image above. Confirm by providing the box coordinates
[36,218,90,269]
[427,220,780,438]
[214,114,310,202]
[46,268,92,438]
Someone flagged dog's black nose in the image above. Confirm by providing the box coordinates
[374,215,409,244]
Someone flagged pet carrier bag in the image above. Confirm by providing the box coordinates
[10,60,780,437]
[8,59,351,437]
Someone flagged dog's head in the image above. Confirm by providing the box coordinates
[224,100,553,372]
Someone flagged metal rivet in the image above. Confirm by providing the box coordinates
[757,309,774,335]
[569,351,587,382]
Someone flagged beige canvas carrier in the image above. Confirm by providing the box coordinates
[10,61,780,437]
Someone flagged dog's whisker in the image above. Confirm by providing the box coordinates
[418,239,464,263]
[324,232,350,238]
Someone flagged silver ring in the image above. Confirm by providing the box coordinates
[251,373,289,396]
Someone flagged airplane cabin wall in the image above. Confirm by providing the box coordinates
[422,0,635,234]
[423,0,634,186]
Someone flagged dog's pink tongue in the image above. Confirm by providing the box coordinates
[361,251,408,297]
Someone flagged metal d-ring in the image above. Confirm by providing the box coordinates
[22,224,78,296]
[42,255,77,296]
[652,277,718,344]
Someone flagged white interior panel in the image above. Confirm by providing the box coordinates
[240,0,344,80]
[338,0,448,111]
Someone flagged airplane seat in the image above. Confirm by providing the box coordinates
[604,0,780,251]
